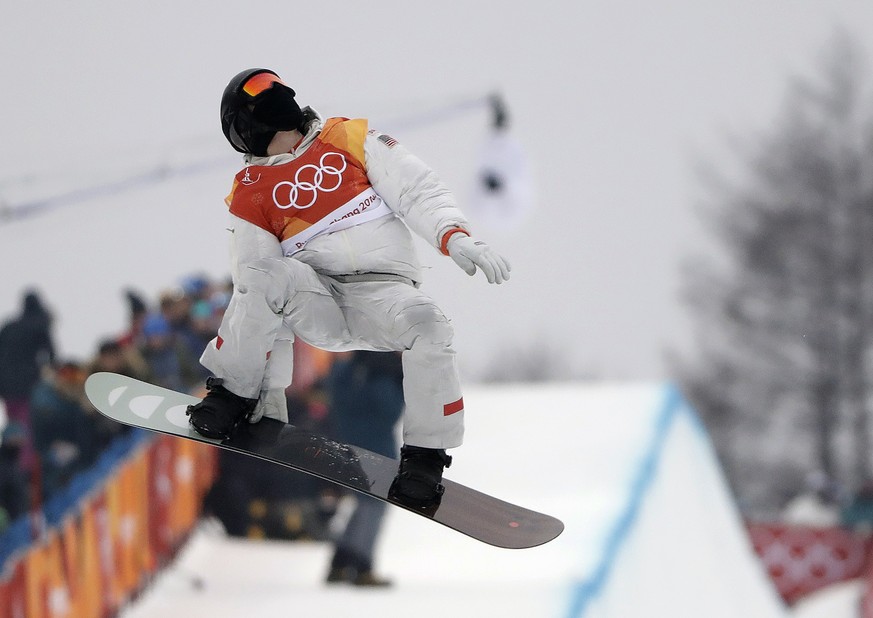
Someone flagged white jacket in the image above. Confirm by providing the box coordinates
[227,109,469,285]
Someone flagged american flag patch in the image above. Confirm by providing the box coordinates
[378,133,398,148]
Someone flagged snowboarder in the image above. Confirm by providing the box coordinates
[187,68,510,506]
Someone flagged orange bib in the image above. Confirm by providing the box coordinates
[226,118,392,255]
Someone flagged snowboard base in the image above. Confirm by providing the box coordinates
[84,372,564,549]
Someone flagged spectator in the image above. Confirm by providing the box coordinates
[87,338,150,382]
[0,290,56,477]
[209,279,233,317]
[181,301,218,380]
[190,300,219,344]
[159,288,207,377]
[158,288,192,335]
[324,351,404,587]
[30,362,97,500]
[139,313,200,393]
[0,422,30,531]
[180,273,213,303]
[840,481,873,532]
[117,289,149,349]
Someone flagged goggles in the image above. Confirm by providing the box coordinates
[241,72,286,99]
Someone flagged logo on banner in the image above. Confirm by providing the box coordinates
[272,152,347,210]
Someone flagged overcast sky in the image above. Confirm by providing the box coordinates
[2,1,873,380]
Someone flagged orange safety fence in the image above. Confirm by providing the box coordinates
[0,434,216,618]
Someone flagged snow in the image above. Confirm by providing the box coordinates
[791,581,864,618]
[120,383,793,618]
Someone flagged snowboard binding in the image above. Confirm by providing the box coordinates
[186,377,257,440]
[388,445,452,513]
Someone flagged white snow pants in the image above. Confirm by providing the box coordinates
[200,257,464,449]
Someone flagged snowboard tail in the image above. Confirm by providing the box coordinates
[84,372,564,549]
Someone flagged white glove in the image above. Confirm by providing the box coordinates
[249,388,289,424]
[447,235,511,284]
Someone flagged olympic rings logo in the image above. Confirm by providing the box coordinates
[272,152,348,210]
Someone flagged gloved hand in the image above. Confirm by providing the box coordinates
[447,234,511,284]
[249,388,289,424]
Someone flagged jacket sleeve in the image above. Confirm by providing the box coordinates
[226,214,294,390]
[227,213,283,281]
[364,130,470,253]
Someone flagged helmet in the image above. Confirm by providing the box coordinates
[220,68,304,155]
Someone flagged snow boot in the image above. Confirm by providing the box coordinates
[186,377,257,440]
[389,445,452,507]
[326,566,392,587]
[326,548,392,587]
[351,570,393,587]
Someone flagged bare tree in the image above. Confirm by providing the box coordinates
[677,32,873,516]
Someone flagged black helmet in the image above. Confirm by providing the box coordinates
[220,68,305,155]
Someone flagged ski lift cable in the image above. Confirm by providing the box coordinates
[0,93,501,227]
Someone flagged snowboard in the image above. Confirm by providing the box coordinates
[84,372,563,549]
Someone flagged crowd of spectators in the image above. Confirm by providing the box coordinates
[0,277,401,585]
[0,275,233,530]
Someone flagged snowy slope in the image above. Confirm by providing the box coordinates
[121,383,787,618]
[792,581,864,618]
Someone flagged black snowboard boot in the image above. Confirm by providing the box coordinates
[186,377,257,440]
[389,445,452,508]
[326,548,392,587]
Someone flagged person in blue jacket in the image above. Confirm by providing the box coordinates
[325,351,404,586]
